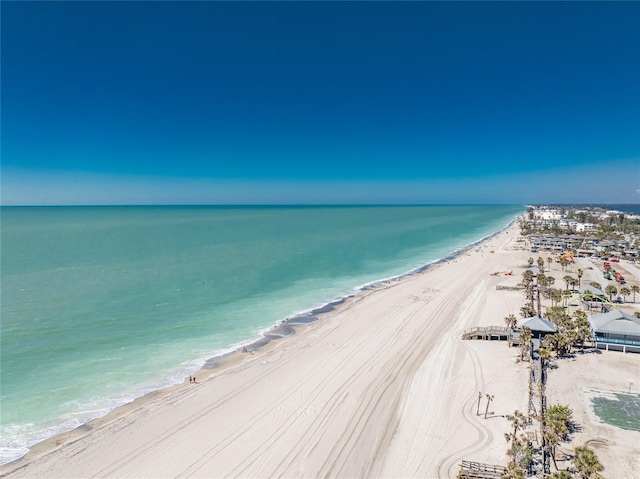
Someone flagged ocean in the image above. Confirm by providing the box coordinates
[594,204,640,215]
[0,205,522,464]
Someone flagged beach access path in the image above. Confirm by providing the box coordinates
[3,225,534,478]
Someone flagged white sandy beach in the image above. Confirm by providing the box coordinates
[2,223,638,478]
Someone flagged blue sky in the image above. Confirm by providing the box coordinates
[2,1,639,205]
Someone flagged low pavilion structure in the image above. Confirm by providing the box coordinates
[588,310,640,353]
[516,316,557,339]
[525,266,540,277]
[577,285,607,301]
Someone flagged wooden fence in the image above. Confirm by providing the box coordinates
[457,460,506,479]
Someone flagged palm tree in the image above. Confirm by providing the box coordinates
[573,311,593,348]
[546,404,572,436]
[620,286,631,303]
[545,427,561,471]
[604,284,617,302]
[528,257,534,268]
[561,289,572,308]
[572,445,604,478]
[543,333,569,357]
[539,347,552,369]
[501,463,525,479]
[521,270,535,313]
[582,290,593,311]
[504,314,518,330]
[537,273,547,288]
[577,268,583,288]
[537,256,545,273]
[505,410,528,462]
[520,326,532,361]
[544,404,573,470]
[550,471,573,479]
[547,256,554,271]
[547,306,572,331]
[484,394,494,419]
[631,284,640,303]
[521,269,534,287]
[559,257,569,271]
[549,288,563,308]
[569,277,579,293]
[565,330,580,354]
[520,304,535,318]
[563,275,576,291]
[535,274,547,315]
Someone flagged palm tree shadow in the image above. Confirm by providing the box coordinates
[578,348,602,355]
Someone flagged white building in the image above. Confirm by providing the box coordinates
[575,222,597,233]
[533,209,562,221]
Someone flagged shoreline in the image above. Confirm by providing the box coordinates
[0,215,520,468]
[2,220,525,477]
[0,264,427,474]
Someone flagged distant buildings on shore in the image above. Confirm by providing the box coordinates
[522,205,639,259]
[529,234,637,258]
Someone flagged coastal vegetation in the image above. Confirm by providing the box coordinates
[544,403,574,470]
[499,205,637,477]
[504,410,535,473]
[572,445,604,479]
[498,401,605,478]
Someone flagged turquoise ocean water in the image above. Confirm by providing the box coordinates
[0,205,522,464]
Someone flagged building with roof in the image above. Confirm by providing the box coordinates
[575,222,597,233]
[516,316,557,339]
[533,209,562,221]
[525,266,540,276]
[588,310,640,353]
[577,285,607,301]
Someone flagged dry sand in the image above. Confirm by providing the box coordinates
[545,352,640,478]
[2,224,637,478]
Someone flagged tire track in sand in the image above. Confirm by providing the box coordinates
[437,339,493,478]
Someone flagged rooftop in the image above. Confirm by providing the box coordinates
[589,310,640,336]
[517,316,557,333]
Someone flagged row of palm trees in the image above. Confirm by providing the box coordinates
[501,254,617,478]
[584,280,640,304]
[531,256,640,304]
[519,268,640,326]
[501,404,604,478]
[528,254,574,274]
[544,404,604,478]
